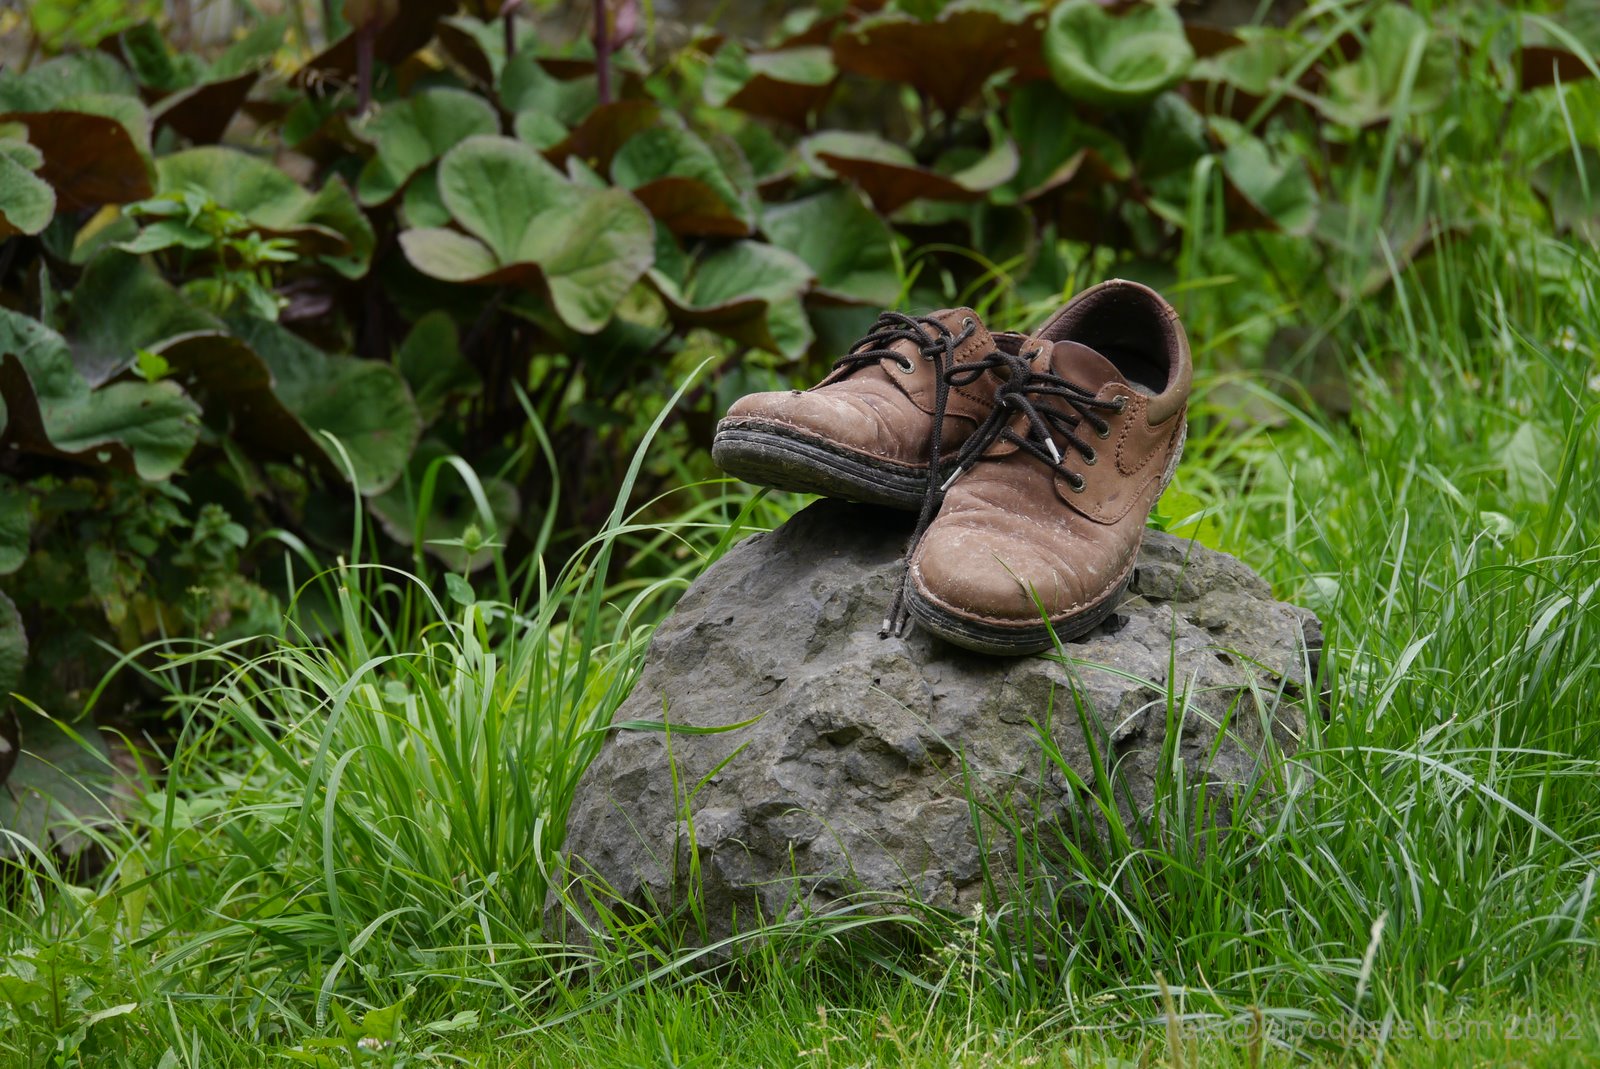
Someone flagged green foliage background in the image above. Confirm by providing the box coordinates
[4,0,1588,731]
[2,0,1600,1063]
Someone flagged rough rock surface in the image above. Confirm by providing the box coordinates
[552,501,1320,943]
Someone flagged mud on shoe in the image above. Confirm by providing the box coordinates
[901,280,1192,655]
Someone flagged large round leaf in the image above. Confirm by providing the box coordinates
[0,52,137,109]
[400,167,452,228]
[1135,92,1212,186]
[170,317,423,495]
[1318,6,1454,128]
[1185,28,1302,121]
[356,88,500,205]
[1,111,154,210]
[611,125,754,237]
[1005,151,1132,238]
[1518,44,1598,89]
[803,130,1018,214]
[1006,82,1130,209]
[395,311,480,425]
[66,251,218,386]
[1045,1,1195,109]
[1533,146,1600,240]
[208,14,290,80]
[0,52,154,209]
[0,707,119,865]
[115,20,272,143]
[1510,3,1600,87]
[151,331,324,472]
[437,13,535,86]
[0,308,200,481]
[725,120,795,191]
[398,227,507,282]
[704,42,836,127]
[0,477,26,577]
[0,591,23,700]
[155,147,375,277]
[292,0,456,87]
[650,239,815,357]
[0,711,13,793]
[762,188,899,307]
[1188,27,1296,97]
[833,5,1041,114]
[500,54,599,129]
[1218,129,1318,236]
[543,100,662,173]
[399,136,655,334]
[0,140,55,239]
[152,71,260,145]
[116,21,206,91]
[1314,177,1465,300]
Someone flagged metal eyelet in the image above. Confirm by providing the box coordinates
[1112,395,1129,412]
[895,356,916,374]
[962,316,975,329]
[1069,474,1087,493]
[1096,424,1111,440]
[1082,448,1097,466]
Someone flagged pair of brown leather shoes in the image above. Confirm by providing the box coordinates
[712,280,1191,656]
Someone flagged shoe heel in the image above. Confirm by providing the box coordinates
[1157,419,1186,498]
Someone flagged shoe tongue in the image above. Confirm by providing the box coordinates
[1042,340,1127,392]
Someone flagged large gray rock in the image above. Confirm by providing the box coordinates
[551,500,1319,943]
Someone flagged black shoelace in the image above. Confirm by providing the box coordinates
[839,318,1126,639]
[936,350,1127,497]
[830,312,969,634]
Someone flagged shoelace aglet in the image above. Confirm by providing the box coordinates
[940,464,967,492]
[882,574,915,639]
[1045,438,1062,464]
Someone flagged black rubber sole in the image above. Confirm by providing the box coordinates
[904,570,1133,656]
[712,423,936,511]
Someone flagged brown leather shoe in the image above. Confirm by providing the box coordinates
[901,280,1191,655]
[712,308,1029,509]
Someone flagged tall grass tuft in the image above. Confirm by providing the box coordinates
[4,8,1600,1062]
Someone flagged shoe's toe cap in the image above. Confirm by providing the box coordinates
[909,514,1129,627]
[720,386,925,466]
[909,521,1059,625]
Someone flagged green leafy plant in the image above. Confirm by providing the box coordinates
[399,135,656,332]
[0,139,55,239]
[1044,0,1195,109]
[3,0,1599,994]
[121,189,301,319]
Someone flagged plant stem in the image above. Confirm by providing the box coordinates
[356,19,375,116]
[503,0,523,63]
[171,0,194,50]
[594,0,612,105]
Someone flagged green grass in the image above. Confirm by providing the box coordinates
[6,7,1600,1066]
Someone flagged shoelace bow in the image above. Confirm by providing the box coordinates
[833,315,1126,638]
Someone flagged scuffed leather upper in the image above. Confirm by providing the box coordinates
[909,282,1190,628]
[720,308,1020,469]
